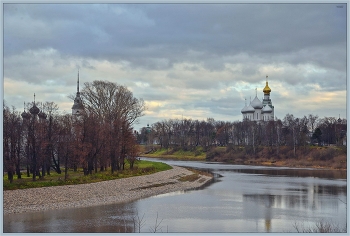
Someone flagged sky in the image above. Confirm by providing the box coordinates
[3,2,348,131]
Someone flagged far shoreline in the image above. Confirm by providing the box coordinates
[141,155,347,171]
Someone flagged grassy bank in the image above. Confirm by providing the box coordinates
[3,160,172,190]
[207,145,347,170]
[141,145,346,170]
[142,146,206,161]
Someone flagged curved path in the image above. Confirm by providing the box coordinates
[4,166,212,214]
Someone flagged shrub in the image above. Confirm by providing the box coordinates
[293,220,345,233]
[331,154,347,169]
[312,148,337,161]
[206,147,225,161]
[225,144,235,153]
[194,147,203,156]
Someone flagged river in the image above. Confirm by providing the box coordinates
[3,158,347,233]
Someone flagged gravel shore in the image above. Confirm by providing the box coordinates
[3,166,212,215]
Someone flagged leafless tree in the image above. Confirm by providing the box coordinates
[81,80,145,173]
[3,103,23,183]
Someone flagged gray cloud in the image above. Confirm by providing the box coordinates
[3,3,347,129]
[4,4,346,69]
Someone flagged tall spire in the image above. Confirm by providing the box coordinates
[34,93,36,105]
[266,75,268,82]
[77,70,80,93]
[72,70,84,116]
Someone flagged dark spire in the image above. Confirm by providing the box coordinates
[29,93,40,115]
[77,70,80,93]
[21,101,31,119]
[72,70,84,115]
[38,102,47,119]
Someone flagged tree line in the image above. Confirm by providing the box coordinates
[3,80,145,183]
[3,78,346,183]
[136,114,347,156]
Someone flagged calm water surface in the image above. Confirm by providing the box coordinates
[4,158,347,233]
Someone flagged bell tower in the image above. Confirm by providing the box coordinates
[262,75,274,120]
[71,71,84,116]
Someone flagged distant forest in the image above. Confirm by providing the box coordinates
[137,114,347,153]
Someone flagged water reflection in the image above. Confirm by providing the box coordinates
[231,167,347,180]
[4,202,138,233]
[3,159,347,233]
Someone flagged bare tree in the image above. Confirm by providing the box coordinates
[3,104,21,183]
[81,80,145,173]
[308,114,319,134]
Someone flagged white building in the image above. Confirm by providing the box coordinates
[241,77,274,121]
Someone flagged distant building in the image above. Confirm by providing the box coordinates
[241,76,274,121]
[72,71,84,116]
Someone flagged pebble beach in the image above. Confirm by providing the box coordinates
[3,166,213,215]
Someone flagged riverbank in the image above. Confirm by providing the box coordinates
[143,146,206,161]
[143,145,347,170]
[3,166,213,215]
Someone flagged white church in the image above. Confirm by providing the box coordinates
[241,76,274,121]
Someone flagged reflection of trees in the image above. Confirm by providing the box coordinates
[312,184,346,195]
[243,194,278,208]
[243,186,346,232]
[231,168,347,180]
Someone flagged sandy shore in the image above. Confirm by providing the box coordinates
[3,166,212,215]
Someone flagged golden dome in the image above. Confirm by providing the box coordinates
[263,81,271,94]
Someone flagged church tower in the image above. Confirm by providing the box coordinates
[241,75,275,121]
[261,75,274,121]
[71,71,84,116]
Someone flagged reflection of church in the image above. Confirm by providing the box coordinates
[243,194,277,232]
[241,76,274,121]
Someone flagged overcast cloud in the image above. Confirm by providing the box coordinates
[3,2,347,130]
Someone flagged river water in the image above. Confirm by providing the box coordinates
[3,158,347,233]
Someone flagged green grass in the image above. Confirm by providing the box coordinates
[143,146,206,160]
[3,160,172,190]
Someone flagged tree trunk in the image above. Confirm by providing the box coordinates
[26,164,30,177]
[52,154,62,174]
[111,152,116,174]
[64,154,68,181]
[88,160,93,175]
[46,163,51,175]
[42,164,46,177]
[8,171,14,184]
[94,155,98,174]
[15,163,21,179]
